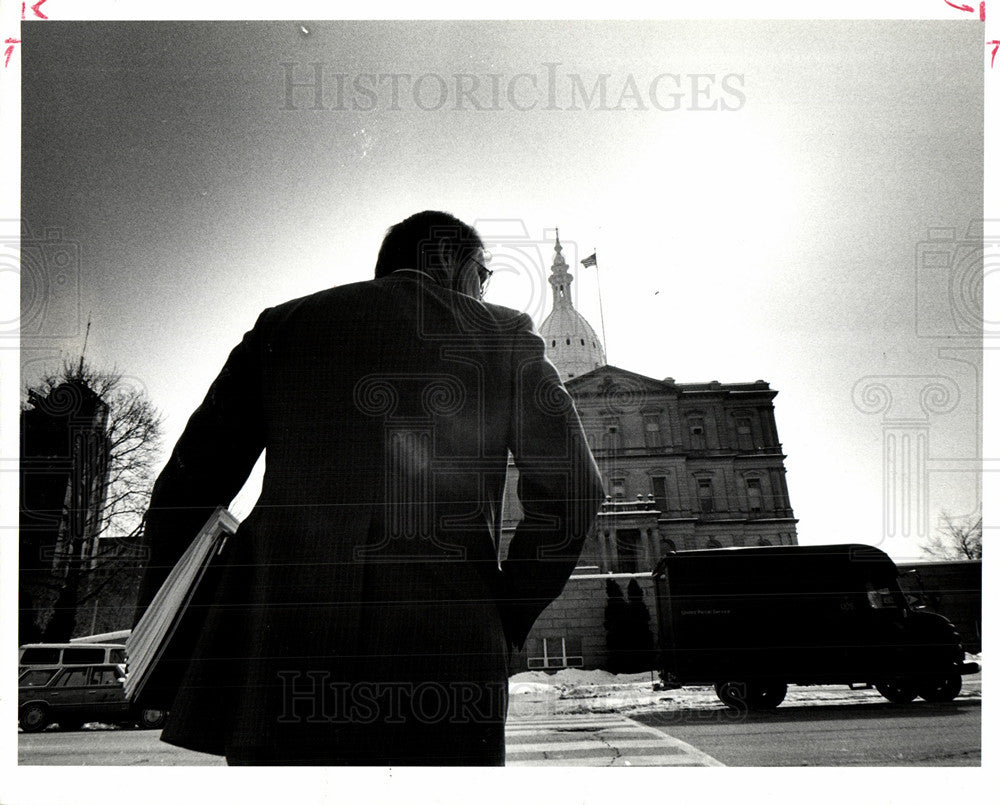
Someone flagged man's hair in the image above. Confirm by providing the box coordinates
[374,211,484,285]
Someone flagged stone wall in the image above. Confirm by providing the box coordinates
[508,573,657,674]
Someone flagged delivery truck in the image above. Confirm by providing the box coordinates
[652,544,979,709]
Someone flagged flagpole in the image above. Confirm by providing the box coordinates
[591,251,608,365]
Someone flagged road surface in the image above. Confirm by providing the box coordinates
[633,699,981,766]
[18,697,980,767]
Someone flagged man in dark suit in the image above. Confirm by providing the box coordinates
[133,210,604,765]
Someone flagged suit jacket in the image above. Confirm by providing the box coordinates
[133,272,604,763]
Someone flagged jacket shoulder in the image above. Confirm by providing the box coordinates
[481,302,533,331]
[257,281,534,337]
[254,280,376,326]
[273,281,373,312]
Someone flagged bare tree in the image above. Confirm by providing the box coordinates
[20,360,163,641]
[921,511,982,561]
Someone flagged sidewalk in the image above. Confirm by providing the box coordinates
[507,659,982,717]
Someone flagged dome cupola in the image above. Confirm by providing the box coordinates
[537,230,606,381]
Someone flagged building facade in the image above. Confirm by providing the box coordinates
[572,367,798,572]
[504,235,798,672]
[19,378,112,641]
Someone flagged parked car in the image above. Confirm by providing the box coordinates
[18,663,167,732]
[653,543,979,709]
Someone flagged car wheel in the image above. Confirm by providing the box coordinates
[747,680,787,709]
[19,703,50,732]
[917,674,962,702]
[138,708,167,729]
[876,679,919,704]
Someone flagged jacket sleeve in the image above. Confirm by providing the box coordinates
[499,313,605,652]
[132,311,268,622]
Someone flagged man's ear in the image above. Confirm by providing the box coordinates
[434,237,458,285]
[435,237,454,262]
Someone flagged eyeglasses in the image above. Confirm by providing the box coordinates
[470,251,493,298]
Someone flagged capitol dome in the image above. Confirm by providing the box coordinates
[537,232,606,381]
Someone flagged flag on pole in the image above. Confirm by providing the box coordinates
[581,253,598,268]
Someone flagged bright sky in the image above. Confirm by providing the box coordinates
[13,18,985,563]
[1,3,996,802]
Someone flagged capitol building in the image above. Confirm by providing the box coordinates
[503,234,798,671]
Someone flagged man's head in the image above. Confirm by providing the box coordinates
[374,211,489,298]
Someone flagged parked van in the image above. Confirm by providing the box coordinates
[653,544,979,709]
[18,643,127,673]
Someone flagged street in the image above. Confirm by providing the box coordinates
[633,698,981,766]
[18,689,981,767]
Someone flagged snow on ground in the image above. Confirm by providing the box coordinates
[508,654,982,716]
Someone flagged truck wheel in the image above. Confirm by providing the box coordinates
[715,680,787,710]
[714,681,753,710]
[875,679,918,704]
[19,703,50,732]
[748,681,787,709]
[917,675,962,702]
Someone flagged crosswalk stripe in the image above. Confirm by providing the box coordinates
[506,730,670,744]
[508,754,710,767]
[507,718,624,729]
[504,713,724,767]
[508,715,622,722]
[508,739,685,755]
